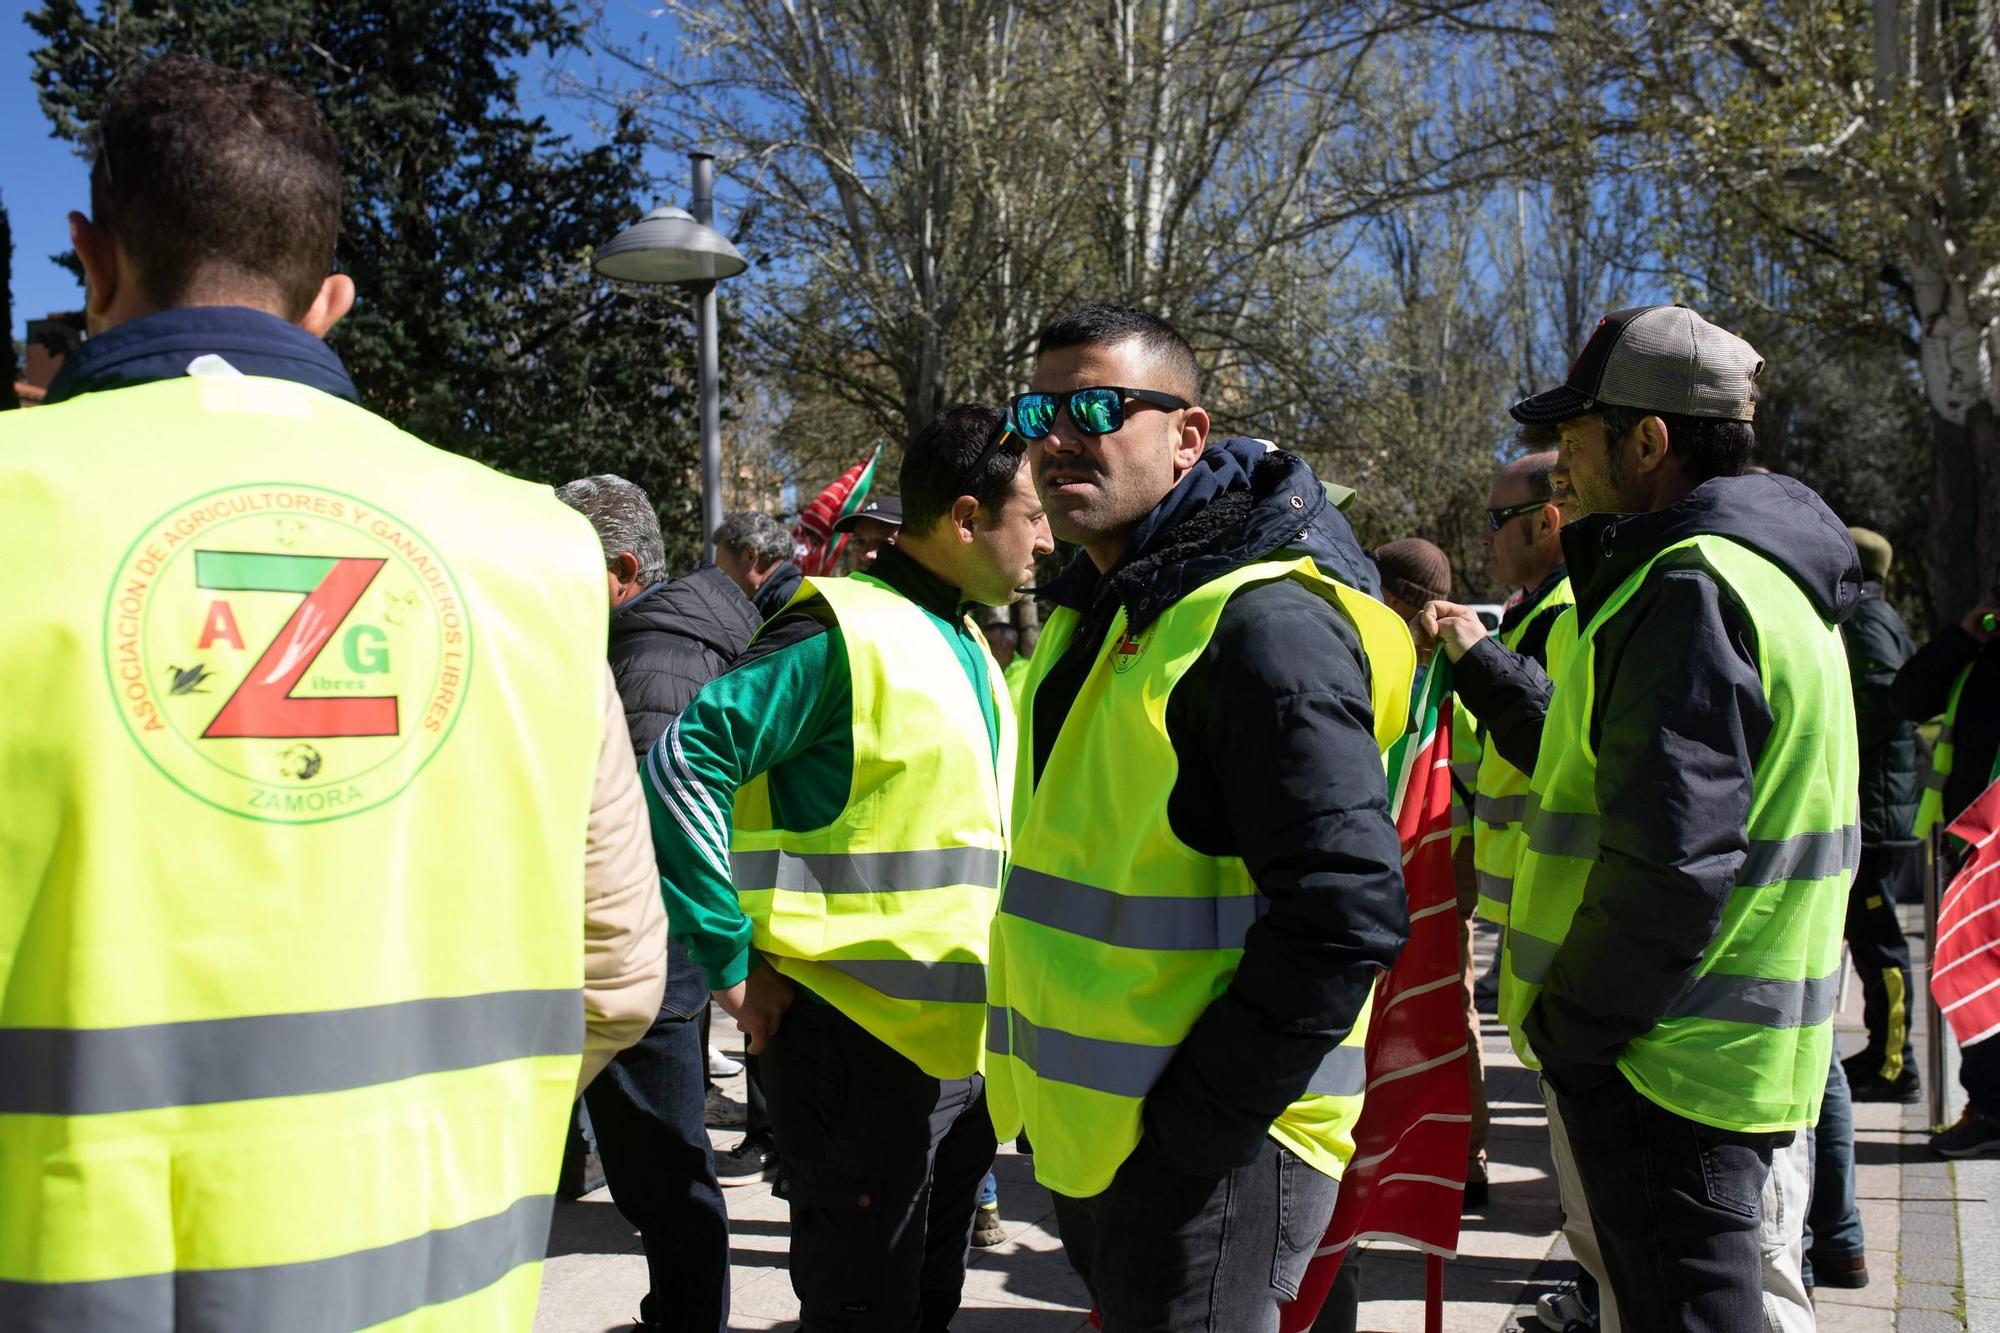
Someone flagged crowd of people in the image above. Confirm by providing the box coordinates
[6,52,1998,1333]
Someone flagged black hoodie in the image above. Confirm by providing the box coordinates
[1454,472,1861,1089]
[1033,438,1409,1179]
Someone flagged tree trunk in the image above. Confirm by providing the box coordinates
[1929,399,2000,620]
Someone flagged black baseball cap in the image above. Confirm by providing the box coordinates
[832,496,903,533]
[1511,305,1765,426]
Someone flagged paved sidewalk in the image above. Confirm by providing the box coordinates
[538,911,1987,1332]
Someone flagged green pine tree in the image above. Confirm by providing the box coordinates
[27,0,718,568]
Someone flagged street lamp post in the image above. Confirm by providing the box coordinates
[592,152,748,561]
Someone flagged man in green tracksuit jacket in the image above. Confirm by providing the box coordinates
[642,405,1051,1331]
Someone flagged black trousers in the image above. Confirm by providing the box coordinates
[1846,843,1920,1081]
[1052,1135,1338,1333]
[761,998,996,1332]
[582,1006,731,1333]
[1558,1075,1786,1333]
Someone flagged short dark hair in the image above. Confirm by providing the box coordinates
[1518,452,1558,503]
[90,56,340,319]
[713,511,794,564]
[1034,303,1200,402]
[1595,404,1756,483]
[901,404,1022,533]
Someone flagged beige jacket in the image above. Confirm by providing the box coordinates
[579,661,668,1092]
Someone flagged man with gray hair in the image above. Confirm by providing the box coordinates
[713,510,803,620]
[558,473,762,1333]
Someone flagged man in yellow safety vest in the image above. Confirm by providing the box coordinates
[0,57,666,1330]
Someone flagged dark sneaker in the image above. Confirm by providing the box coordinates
[1462,1153,1490,1209]
[704,1086,748,1128]
[559,1149,606,1200]
[1850,1067,1921,1103]
[1932,1106,2000,1159]
[1807,1251,1869,1289]
[971,1203,1006,1248]
[716,1135,780,1186]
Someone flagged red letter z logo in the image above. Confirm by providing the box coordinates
[194,550,399,739]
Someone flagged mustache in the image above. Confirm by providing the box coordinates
[1039,460,1101,480]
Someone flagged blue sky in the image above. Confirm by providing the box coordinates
[2,0,703,343]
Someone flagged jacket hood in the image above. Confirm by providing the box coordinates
[1562,472,1861,627]
[613,564,761,658]
[44,306,359,405]
[1042,436,1380,631]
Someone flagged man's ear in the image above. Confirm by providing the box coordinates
[950,495,982,544]
[300,274,356,339]
[70,211,123,328]
[1632,414,1672,476]
[1172,404,1210,474]
[612,551,643,585]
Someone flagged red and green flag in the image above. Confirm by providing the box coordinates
[794,444,882,575]
[1282,658,1470,1333]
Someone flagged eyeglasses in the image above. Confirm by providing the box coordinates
[1007,386,1190,440]
[1486,499,1547,531]
[964,420,1022,483]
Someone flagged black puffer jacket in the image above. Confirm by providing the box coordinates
[610,564,761,1017]
[752,560,805,622]
[610,565,763,761]
[1455,471,1861,1089]
[1032,437,1408,1179]
[1845,583,1922,846]
[1894,624,2000,830]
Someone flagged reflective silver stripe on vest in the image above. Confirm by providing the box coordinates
[1667,970,1841,1029]
[985,1007,1361,1102]
[1474,869,1513,907]
[820,957,986,1004]
[1524,806,1601,858]
[1475,793,1528,826]
[0,1191,553,1333]
[1305,1043,1367,1097]
[1938,723,1956,747]
[0,989,581,1117]
[1738,826,1860,888]
[733,847,1003,894]
[1451,761,1480,787]
[1001,868,1265,951]
[986,1007,1173,1099]
[1507,930,1560,984]
[1924,768,1949,791]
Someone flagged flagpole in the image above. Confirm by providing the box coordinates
[1425,1255,1444,1333]
[1927,827,1946,1128]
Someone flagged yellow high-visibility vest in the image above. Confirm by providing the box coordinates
[0,373,607,1329]
[1502,537,1857,1133]
[730,573,1013,1079]
[1469,577,1575,924]
[987,557,1413,1197]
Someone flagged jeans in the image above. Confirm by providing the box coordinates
[1804,1047,1864,1280]
[978,1171,998,1208]
[1052,1135,1339,1333]
[1556,1074,1789,1333]
[582,1005,730,1333]
[1847,844,1920,1081]
[762,997,996,1331]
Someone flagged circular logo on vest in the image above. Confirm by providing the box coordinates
[103,483,473,823]
[1111,627,1151,674]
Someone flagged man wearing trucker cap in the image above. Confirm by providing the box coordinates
[1419,306,1861,1330]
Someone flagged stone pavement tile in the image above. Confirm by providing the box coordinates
[534,1252,649,1333]
[1969,1296,2000,1331]
[1811,1303,1896,1332]
[1901,1252,1963,1284]
[1899,1311,1970,1333]
[1902,1281,1963,1311]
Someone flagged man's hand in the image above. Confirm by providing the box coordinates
[711,962,794,1055]
[1961,600,2000,642]
[1416,600,1490,663]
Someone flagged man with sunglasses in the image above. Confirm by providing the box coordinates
[1417,306,1858,1332]
[984,303,1413,1331]
[642,405,1050,1331]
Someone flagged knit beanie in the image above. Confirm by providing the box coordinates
[1847,526,1892,581]
[1374,538,1452,608]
